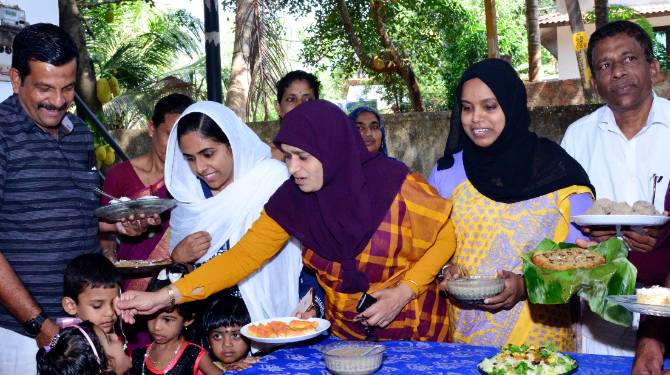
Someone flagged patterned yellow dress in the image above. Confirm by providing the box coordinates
[448,181,592,351]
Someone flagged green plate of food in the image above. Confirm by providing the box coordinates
[478,343,577,375]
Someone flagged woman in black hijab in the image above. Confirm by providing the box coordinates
[428,59,594,351]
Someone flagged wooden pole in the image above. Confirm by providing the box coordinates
[565,0,596,102]
[484,0,499,58]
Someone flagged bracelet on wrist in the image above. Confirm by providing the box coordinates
[166,286,176,309]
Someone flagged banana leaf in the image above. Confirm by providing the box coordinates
[522,238,637,326]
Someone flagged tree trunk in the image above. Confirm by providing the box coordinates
[594,0,608,30]
[526,0,542,81]
[59,0,101,115]
[484,0,499,58]
[565,0,597,102]
[225,0,253,120]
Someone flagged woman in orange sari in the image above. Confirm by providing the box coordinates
[100,94,193,291]
[116,100,456,341]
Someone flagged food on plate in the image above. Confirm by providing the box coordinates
[479,343,577,375]
[531,248,605,271]
[636,286,670,306]
[586,198,659,215]
[114,259,171,268]
[246,319,318,338]
[109,196,131,205]
[138,195,160,200]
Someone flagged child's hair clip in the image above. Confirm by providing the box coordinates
[47,333,62,351]
[157,268,183,283]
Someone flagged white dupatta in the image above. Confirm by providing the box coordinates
[164,101,302,322]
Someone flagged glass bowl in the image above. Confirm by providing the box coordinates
[320,341,385,375]
[446,275,505,303]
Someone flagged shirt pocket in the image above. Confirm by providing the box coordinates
[70,169,101,212]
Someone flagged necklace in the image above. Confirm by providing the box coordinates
[142,339,182,375]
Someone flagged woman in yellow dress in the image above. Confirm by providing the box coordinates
[429,59,594,351]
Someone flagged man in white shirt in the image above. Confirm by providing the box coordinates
[561,20,670,357]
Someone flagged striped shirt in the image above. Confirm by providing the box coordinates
[0,94,100,335]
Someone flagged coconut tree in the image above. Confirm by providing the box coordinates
[526,0,542,81]
[78,2,203,129]
[224,0,290,121]
[595,0,608,29]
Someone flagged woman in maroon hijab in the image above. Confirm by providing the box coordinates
[117,100,457,341]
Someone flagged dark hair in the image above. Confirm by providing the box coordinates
[12,23,78,82]
[151,93,193,127]
[275,70,321,103]
[147,263,195,320]
[37,321,112,375]
[64,254,121,303]
[202,296,251,334]
[587,20,655,72]
[176,112,230,145]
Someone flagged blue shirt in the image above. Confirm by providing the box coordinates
[0,94,100,335]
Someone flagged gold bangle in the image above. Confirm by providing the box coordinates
[166,286,176,309]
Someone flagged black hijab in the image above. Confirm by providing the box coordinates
[436,59,593,203]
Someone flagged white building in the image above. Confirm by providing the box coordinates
[539,0,670,79]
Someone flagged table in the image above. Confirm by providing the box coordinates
[238,335,670,374]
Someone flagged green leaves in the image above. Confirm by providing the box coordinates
[301,0,532,111]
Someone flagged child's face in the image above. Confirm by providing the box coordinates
[94,325,131,375]
[62,286,118,333]
[147,309,185,344]
[207,325,250,364]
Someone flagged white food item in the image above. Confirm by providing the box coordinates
[137,195,159,200]
[118,196,131,202]
[636,286,670,306]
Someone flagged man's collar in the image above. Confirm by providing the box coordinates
[597,92,669,132]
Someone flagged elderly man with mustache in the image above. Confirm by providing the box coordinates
[561,20,670,359]
[0,23,156,374]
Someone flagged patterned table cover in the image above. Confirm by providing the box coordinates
[238,335,670,374]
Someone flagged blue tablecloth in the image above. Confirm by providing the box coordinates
[238,335,670,374]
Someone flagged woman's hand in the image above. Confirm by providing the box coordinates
[115,288,175,324]
[114,213,161,236]
[354,283,415,328]
[171,231,211,264]
[437,264,462,293]
[481,270,526,310]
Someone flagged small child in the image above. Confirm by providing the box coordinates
[36,320,132,375]
[62,253,122,334]
[202,296,258,371]
[130,264,221,375]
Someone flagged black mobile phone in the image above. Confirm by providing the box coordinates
[356,293,377,313]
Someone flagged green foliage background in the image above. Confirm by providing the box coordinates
[301,0,532,111]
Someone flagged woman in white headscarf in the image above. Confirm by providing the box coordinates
[164,101,303,322]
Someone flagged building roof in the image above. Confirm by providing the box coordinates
[539,3,670,26]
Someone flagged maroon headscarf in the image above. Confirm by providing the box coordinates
[264,100,410,293]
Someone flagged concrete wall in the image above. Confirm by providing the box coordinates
[111,105,601,178]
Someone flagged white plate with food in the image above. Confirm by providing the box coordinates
[113,259,172,274]
[572,214,669,227]
[241,317,330,344]
[478,343,577,375]
[608,286,670,317]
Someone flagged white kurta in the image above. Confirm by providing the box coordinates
[561,93,670,356]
